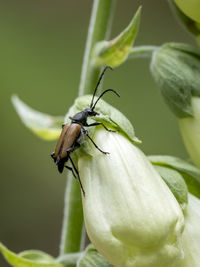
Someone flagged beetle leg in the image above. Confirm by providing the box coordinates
[82,128,109,155]
[86,122,116,132]
[65,166,77,179]
[68,155,85,196]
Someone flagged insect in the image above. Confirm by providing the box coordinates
[51,66,119,195]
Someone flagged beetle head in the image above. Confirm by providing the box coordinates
[84,108,99,117]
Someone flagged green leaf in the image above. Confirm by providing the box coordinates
[153,165,188,210]
[12,95,63,141]
[77,245,113,267]
[149,155,200,199]
[94,6,141,67]
[0,243,62,267]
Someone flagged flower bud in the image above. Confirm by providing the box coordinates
[176,193,200,267]
[78,129,184,267]
[150,43,200,118]
[151,43,200,166]
[179,96,200,168]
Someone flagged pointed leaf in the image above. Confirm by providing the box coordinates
[94,6,141,67]
[77,245,113,267]
[12,95,63,141]
[149,155,200,199]
[0,243,62,267]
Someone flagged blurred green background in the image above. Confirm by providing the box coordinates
[0,0,196,266]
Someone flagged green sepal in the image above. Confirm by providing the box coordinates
[94,6,141,68]
[65,95,140,144]
[149,155,200,199]
[0,243,62,267]
[77,244,113,267]
[153,165,188,210]
[150,42,200,118]
[12,95,63,141]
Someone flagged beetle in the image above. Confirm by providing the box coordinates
[51,66,119,195]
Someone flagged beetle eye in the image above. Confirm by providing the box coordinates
[89,111,99,116]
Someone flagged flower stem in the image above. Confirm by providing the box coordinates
[78,0,115,96]
[59,176,83,257]
[59,0,115,265]
[128,45,158,59]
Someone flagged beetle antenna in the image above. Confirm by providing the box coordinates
[91,89,120,111]
[90,66,113,108]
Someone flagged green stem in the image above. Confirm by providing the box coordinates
[128,45,158,59]
[59,175,83,258]
[78,0,115,96]
[59,0,115,266]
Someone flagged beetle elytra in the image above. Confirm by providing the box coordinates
[51,66,119,195]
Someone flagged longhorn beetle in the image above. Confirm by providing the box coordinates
[51,66,119,196]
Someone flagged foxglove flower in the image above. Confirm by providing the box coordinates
[78,129,184,267]
[64,95,185,266]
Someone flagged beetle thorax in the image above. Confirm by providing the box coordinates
[71,108,98,124]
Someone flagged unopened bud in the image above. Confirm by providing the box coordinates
[151,43,200,118]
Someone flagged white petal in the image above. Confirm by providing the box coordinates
[79,130,184,267]
[176,193,200,267]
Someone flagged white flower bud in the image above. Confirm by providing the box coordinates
[176,193,200,267]
[78,129,184,267]
[179,97,200,168]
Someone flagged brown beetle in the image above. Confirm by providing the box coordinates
[51,66,119,195]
